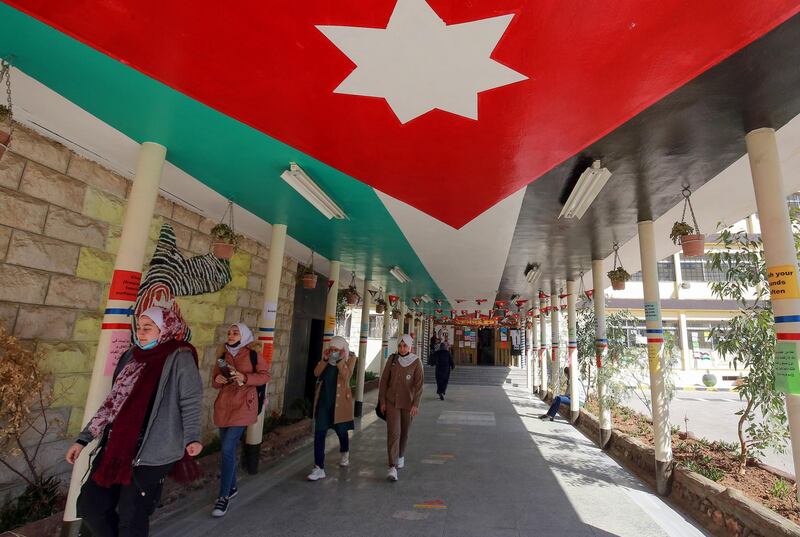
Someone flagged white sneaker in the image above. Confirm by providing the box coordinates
[339,452,350,467]
[387,466,398,481]
[397,456,405,469]
[307,466,326,481]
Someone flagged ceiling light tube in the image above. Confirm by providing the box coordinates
[559,160,612,220]
[390,266,411,283]
[280,162,347,220]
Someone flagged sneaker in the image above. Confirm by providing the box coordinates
[387,466,398,481]
[538,414,550,420]
[439,393,444,401]
[339,452,350,467]
[211,497,230,518]
[307,466,326,481]
[397,456,405,469]
[228,486,238,499]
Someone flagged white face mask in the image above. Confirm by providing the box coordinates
[329,350,341,362]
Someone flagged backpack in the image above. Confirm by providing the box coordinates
[220,349,266,414]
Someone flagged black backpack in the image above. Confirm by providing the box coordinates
[221,349,266,414]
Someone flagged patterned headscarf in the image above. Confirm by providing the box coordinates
[140,306,186,344]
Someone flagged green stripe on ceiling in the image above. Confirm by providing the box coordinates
[0,4,446,308]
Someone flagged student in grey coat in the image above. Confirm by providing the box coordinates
[65,307,203,537]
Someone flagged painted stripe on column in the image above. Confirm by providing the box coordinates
[647,337,664,343]
[104,308,133,316]
[775,315,800,323]
[646,328,664,334]
[777,333,800,340]
[101,323,131,330]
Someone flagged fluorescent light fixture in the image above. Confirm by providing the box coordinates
[559,160,612,220]
[280,162,347,220]
[390,266,411,283]
[421,294,431,303]
[524,263,541,284]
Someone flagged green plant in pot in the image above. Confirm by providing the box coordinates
[300,252,318,290]
[673,186,705,257]
[210,223,241,260]
[375,297,387,314]
[391,308,401,320]
[607,267,630,291]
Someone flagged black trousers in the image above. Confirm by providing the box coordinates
[77,454,173,537]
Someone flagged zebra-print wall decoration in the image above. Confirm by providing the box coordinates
[134,223,233,341]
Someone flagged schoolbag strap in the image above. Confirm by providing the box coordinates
[249,349,258,373]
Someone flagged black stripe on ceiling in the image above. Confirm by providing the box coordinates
[499,12,800,299]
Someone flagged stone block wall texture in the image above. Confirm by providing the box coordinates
[0,125,297,497]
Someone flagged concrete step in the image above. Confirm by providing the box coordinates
[423,366,529,387]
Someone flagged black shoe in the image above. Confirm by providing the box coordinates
[538,414,549,420]
[229,486,238,499]
[549,417,554,422]
[211,497,230,518]
[439,393,444,400]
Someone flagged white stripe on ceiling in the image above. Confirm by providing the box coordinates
[375,187,526,310]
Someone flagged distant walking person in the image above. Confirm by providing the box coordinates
[379,334,423,482]
[210,323,269,517]
[431,343,455,400]
[66,307,203,537]
[307,335,356,481]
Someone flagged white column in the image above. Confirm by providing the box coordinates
[746,127,800,498]
[550,282,560,397]
[63,143,166,531]
[592,259,612,448]
[530,314,539,394]
[540,294,548,396]
[381,299,391,373]
[244,223,286,473]
[567,279,579,423]
[639,220,673,495]
[355,279,371,417]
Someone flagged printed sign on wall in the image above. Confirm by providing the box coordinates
[775,340,800,394]
[767,265,800,300]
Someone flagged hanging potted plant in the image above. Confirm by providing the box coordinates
[391,308,401,320]
[210,200,242,260]
[344,272,359,305]
[607,243,630,290]
[375,293,387,314]
[300,252,318,290]
[671,186,705,257]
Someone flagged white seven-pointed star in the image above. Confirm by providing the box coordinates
[317,0,527,123]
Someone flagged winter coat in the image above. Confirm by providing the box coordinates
[212,346,270,427]
[313,352,356,425]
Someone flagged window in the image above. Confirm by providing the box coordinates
[679,255,726,282]
[686,320,728,368]
[629,258,675,282]
[368,314,384,339]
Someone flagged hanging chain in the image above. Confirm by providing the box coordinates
[681,186,700,234]
[1,59,11,124]
[612,242,621,270]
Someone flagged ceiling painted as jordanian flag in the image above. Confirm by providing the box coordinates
[2,1,800,308]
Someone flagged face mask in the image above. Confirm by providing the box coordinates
[329,350,341,361]
[135,336,158,350]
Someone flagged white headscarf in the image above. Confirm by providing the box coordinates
[225,323,254,354]
[141,306,164,332]
[328,335,350,355]
[397,334,418,367]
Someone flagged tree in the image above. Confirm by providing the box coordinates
[0,327,64,531]
[576,306,596,399]
[708,217,794,475]
[595,310,678,417]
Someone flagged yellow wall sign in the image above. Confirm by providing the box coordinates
[647,344,661,374]
[768,265,800,300]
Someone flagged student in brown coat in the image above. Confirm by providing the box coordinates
[210,323,269,517]
[307,335,356,481]
[378,333,424,481]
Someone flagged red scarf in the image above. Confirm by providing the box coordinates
[92,339,181,487]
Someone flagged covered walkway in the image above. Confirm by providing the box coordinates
[152,385,705,537]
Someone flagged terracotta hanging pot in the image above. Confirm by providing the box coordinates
[375,302,386,314]
[212,242,235,260]
[392,310,401,320]
[345,288,359,305]
[610,279,626,291]
[301,272,318,290]
[680,234,705,257]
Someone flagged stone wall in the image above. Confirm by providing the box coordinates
[0,125,297,497]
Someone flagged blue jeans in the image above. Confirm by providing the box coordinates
[547,395,571,417]
[313,428,350,469]
[218,426,246,498]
